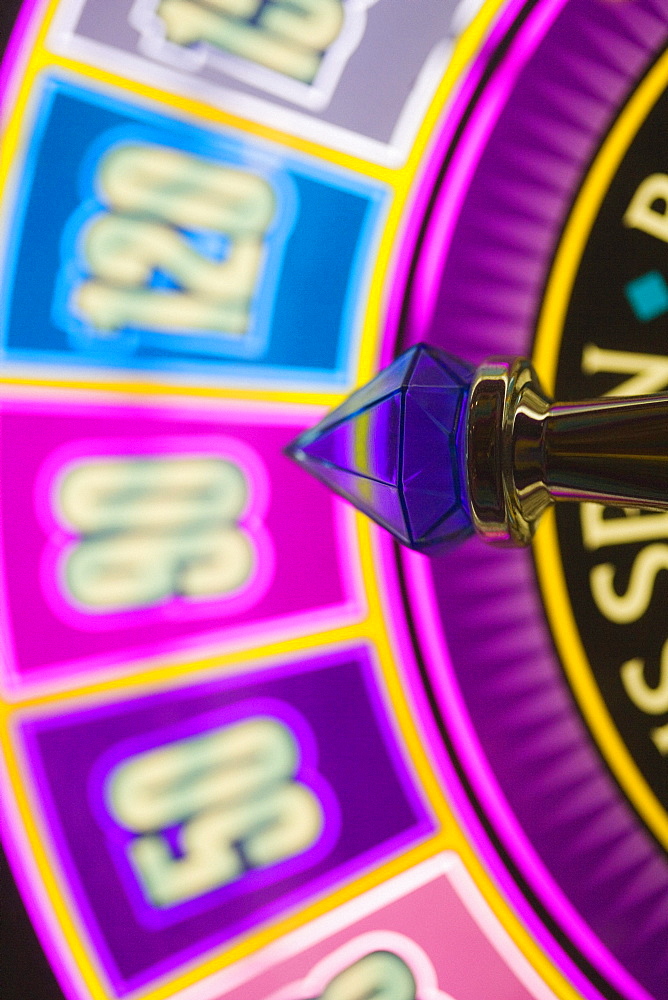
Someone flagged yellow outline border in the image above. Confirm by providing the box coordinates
[533,48,668,850]
[0,0,510,407]
[1,519,578,1000]
[0,1,581,998]
[0,524,460,1000]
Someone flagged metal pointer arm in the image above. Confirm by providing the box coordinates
[288,345,668,554]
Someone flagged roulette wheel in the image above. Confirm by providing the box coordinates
[0,1,667,999]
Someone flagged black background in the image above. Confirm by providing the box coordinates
[1,2,665,999]
[0,2,23,48]
[554,80,668,818]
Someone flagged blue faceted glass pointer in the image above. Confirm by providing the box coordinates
[287,345,474,554]
[287,344,668,554]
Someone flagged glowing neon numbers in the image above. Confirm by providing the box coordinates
[55,454,256,611]
[130,0,377,106]
[315,952,417,1000]
[69,143,278,351]
[0,398,357,685]
[17,648,432,990]
[279,931,460,1000]
[5,79,384,379]
[155,0,344,82]
[105,715,324,907]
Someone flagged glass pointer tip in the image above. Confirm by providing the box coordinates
[287,343,668,555]
[286,344,475,554]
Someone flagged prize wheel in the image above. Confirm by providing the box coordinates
[1,2,667,1000]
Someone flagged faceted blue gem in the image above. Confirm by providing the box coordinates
[287,344,475,553]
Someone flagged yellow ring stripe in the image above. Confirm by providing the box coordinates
[533,49,668,850]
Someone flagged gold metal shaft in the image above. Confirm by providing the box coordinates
[467,357,668,546]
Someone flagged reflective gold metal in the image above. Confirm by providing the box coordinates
[467,357,668,546]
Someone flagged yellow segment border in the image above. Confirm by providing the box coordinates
[0,0,509,404]
[0,1,579,998]
[0,520,456,1000]
[533,48,668,850]
[1,514,579,1000]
